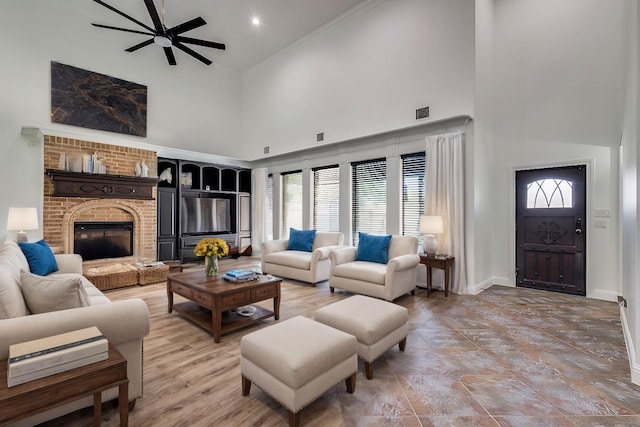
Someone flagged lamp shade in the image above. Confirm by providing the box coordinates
[419,215,443,234]
[7,207,39,243]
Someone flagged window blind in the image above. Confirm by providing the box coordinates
[281,171,303,238]
[266,174,273,241]
[313,166,340,232]
[352,159,386,245]
[402,152,425,243]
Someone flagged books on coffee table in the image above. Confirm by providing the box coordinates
[7,326,108,386]
[223,269,259,282]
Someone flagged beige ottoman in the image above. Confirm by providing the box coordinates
[315,295,409,379]
[240,316,357,427]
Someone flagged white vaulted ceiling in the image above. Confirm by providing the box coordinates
[87,0,368,70]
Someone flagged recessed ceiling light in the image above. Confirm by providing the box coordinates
[251,17,260,26]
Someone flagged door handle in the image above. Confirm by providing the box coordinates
[576,217,582,234]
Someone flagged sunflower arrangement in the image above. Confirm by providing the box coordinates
[194,237,229,258]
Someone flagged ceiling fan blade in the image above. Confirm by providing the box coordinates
[167,17,206,35]
[164,47,177,65]
[173,41,212,65]
[92,0,155,33]
[92,23,154,37]
[143,0,164,34]
[175,36,225,51]
[126,38,155,52]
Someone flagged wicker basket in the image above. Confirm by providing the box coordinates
[136,263,169,285]
[84,264,139,291]
[163,260,183,274]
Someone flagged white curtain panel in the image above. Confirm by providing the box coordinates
[251,168,268,256]
[425,131,467,294]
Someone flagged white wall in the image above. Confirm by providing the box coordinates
[620,0,640,385]
[491,0,624,301]
[241,0,475,161]
[471,0,495,293]
[242,0,478,291]
[0,0,242,241]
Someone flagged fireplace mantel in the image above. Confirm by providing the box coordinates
[46,169,157,200]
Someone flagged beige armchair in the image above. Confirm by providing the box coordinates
[261,232,345,284]
[329,235,419,301]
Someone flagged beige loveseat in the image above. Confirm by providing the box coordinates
[261,232,344,284]
[329,235,419,301]
[0,241,150,426]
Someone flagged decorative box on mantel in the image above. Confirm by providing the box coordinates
[46,169,157,200]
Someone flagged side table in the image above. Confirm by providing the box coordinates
[0,346,129,426]
[419,254,455,297]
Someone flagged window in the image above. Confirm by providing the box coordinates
[352,159,386,244]
[313,166,340,232]
[281,171,303,238]
[527,179,573,208]
[266,174,273,240]
[402,152,425,242]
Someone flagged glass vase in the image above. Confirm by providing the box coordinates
[205,255,219,277]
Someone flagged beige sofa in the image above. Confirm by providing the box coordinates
[329,235,419,301]
[0,241,150,426]
[261,232,344,284]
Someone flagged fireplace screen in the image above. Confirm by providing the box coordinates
[74,221,133,261]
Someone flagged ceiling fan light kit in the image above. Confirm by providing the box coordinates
[91,0,226,66]
[153,35,172,48]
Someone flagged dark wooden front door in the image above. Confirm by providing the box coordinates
[516,166,586,296]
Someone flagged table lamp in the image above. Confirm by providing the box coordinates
[7,207,39,243]
[419,215,443,255]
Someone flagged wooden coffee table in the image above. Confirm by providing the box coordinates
[167,270,281,343]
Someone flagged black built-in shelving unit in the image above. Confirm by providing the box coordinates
[156,158,251,262]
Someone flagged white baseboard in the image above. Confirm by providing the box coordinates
[491,276,512,287]
[633,359,640,386]
[467,276,511,295]
[589,288,619,302]
[470,280,618,303]
[620,305,640,386]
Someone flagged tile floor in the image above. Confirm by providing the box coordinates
[348,285,640,426]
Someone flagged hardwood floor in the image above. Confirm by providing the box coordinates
[41,257,640,426]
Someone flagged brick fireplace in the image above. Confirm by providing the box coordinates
[43,135,157,266]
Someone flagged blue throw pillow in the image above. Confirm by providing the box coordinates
[355,232,392,264]
[287,228,317,252]
[18,240,59,276]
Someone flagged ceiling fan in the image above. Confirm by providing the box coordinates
[91,0,226,65]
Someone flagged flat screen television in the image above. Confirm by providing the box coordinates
[180,197,231,234]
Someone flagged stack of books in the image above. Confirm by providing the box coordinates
[223,269,259,283]
[7,327,108,387]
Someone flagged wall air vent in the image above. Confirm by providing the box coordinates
[317,132,324,142]
[263,146,270,154]
[416,106,430,120]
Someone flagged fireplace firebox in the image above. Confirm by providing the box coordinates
[74,221,134,261]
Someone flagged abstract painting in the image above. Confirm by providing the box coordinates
[51,61,147,137]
